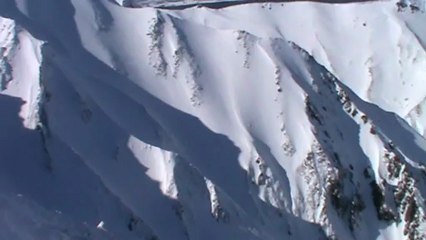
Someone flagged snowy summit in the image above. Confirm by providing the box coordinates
[0,0,426,239]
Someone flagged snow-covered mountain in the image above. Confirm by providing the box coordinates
[1,0,426,239]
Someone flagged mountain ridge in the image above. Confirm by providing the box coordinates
[1,0,426,239]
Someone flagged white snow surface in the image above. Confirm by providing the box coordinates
[1,0,426,239]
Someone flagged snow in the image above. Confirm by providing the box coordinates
[1,0,426,239]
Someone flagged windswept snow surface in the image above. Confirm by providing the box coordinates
[1,0,426,239]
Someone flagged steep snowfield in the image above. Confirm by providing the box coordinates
[1,0,426,239]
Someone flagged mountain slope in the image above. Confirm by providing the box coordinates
[1,0,426,239]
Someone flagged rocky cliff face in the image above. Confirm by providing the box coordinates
[0,0,426,239]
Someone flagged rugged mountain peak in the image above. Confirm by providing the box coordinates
[1,0,426,239]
